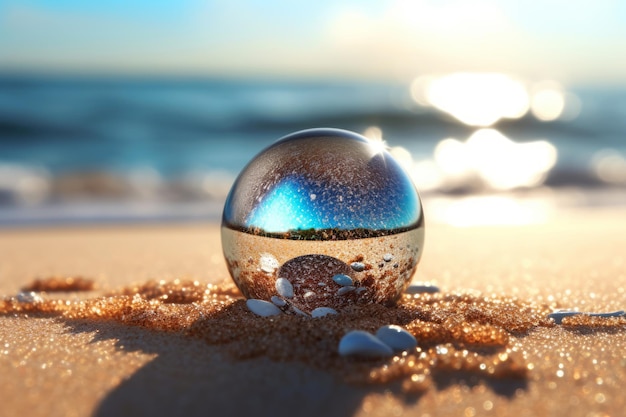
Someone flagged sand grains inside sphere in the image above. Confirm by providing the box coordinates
[3,277,623,393]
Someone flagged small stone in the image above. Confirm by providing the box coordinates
[303,291,315,298]
[355,287,367,294]
[332,274,353,287]
[549,309,626,324]
[375,325,417,352]
[588,310,625,318]
[383,253,394,262]
[16,291,42,303]
[270,295,287,307]
[246,299,282,317]
[350,262,366,272]
[311,307,338,318]
[260,253,279,273]
[338,330,394,358]
[548,310,581,324]
[337,286,356,295]
[405,283,440,294]
[275,278,294,298]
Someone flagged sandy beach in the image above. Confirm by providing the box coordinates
[1,207,625,417]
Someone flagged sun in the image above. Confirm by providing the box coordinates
[362,126,389,158]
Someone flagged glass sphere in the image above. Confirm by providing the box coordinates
[221,128,424,314]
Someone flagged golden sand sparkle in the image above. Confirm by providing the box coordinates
[4,277,622,393]
[1,215,625,417]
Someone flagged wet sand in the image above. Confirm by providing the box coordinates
[1,207,625,417]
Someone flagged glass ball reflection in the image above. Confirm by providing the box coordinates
[221,128,424,314]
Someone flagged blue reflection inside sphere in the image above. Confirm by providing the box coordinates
[222,128,423,238]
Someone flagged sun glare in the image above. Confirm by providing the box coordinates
[433,129,557,191]
[365,126,558,195]
[413,73,530,126]
[410,73,581,126]
[362,126,389,158]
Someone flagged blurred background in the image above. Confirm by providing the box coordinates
[1,0,625,227]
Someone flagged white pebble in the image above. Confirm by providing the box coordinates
[275,278,294,298]
[246,299,282,317]
[304,291,315,298]
[350,262,366,272]
[338,330,393,358]
[548,310,581,324]
[588,310,625,318]
[405,283,440,294]
[549,309,625,324]
[332,274,353,286]
[337,286,356,295]
[311,307,338,318]
[270,296,287,307]
[16,291,42,303]
[375,325,417,352]
[259,253,279,273]
[383,253,394,262]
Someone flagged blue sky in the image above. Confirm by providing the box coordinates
[1,0,625,85]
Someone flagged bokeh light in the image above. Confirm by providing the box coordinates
[531,81,566,122]
[386,126,558,194]
[592,150,626,185]
[412,73,529,126]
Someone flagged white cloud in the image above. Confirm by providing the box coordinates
[322,0,527,78]
[321,0,626,83]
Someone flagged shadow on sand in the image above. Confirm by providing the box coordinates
[63,319,382,417]
[56,311,527,417]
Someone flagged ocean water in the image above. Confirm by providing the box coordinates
[0,74,625,226]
